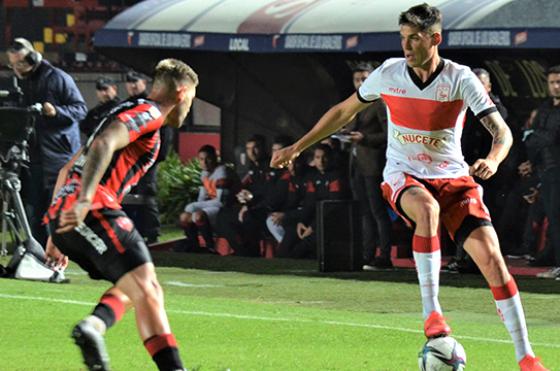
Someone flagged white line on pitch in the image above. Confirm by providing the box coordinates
[0,293,558,349]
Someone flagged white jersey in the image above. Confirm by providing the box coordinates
[358,58,497,179]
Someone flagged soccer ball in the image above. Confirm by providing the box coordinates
[418,336,467,371]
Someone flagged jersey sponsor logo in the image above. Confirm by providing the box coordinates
[115,216,134,232]
[393,130,447,149]
[408,153,433,164]
[436,83,451,101]
[459,197,478,208]
[389,87,407,95]
[75,223,108,255]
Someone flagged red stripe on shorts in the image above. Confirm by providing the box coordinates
[92,210,126,254]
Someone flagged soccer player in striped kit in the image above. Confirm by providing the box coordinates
[271,4,547,370]
[44,59,198,371]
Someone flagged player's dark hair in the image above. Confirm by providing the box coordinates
[272,135,293,148]
[247,134,266,149]
[314,143,333,158]
[198,144,217,160]
[399,3,442,33]
[547,65,560,76]
[352,62,374,74]
[472,68,489,77]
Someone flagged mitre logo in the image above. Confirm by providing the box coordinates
[389,87,407,95]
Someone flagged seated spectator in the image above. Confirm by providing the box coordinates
[216,135,275,256]
[277,144,350,258]
[179,145,234,252]
[266,155,309,244]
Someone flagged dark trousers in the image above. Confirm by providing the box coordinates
[124,167,161,241]
[540,167,560,266]
[215,206,264,256]
[351,173,392,261]
[22,164,51,247]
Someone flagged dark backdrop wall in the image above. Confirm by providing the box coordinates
[99,47,560,162]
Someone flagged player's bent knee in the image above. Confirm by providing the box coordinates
[179,212,192,227]
[414,201,440,226]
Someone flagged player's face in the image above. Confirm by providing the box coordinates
[246,141,262,162]
[166,84,196,128]
[95,86,117,104]
[400,25,437,68]
[313,149,329,172]
[352,71,370,90]
[125,79,147,97]
[7,51,34,79]
[197,151,216,172]
[547,73,560,99]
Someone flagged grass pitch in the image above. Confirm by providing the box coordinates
[0,252,559,371]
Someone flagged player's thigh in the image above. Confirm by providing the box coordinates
[399,186,440,224]
[115,262,161,303]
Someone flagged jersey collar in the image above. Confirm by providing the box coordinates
[407,59,445,91]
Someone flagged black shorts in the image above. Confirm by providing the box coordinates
[49,208,152,283]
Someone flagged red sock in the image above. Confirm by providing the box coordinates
[144,333,183,370]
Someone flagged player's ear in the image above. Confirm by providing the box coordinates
[432,32,442,46]
[176,85,188,103]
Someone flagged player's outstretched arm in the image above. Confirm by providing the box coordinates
[270,93,370,168]
[470,111,513,180]
[56,121,130,233]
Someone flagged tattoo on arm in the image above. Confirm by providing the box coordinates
[480,115,507,145]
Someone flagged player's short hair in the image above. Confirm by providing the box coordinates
[198,144,217,160]
[399,3,442,34]
[247,134,266,148]
[547,65,560,76]
[352,62,374,74]
[472,68,490,79]
[153,58,199,90]
[272,135,293,148]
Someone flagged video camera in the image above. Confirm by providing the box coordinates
[0,75,24,107]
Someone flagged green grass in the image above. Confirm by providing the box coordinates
[0,252,559,371]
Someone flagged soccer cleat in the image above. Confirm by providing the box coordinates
[519,355,549,371]
[424,311,451,338]
[71,320,111,371]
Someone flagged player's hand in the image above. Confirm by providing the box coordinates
[42,102,57,117]
[469,158,498,180]
[296,222,313,239]
[45,236,68,269]
[518,161,532,177]
[238,205,249,223]
[236,189,253,204]
[56,200,91,234]
[348,131,364,143]
[270,145,300,169]
[270,212,285,225]
[522,187,539,204]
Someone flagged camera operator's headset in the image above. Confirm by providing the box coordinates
[8,38,42,67]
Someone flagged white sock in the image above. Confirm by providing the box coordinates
[412,235,442,318]
[85,315,107,335]
[491,278,534,362]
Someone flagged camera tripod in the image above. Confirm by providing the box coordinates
[0,107,46,266]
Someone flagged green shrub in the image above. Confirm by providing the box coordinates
[157,151,201,224]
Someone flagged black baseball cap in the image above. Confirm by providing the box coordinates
[126,70,147,83]
[96,76,116,90]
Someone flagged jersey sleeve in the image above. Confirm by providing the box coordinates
[116,103,164,142]
[461,70,497,119]
[357,62,386,103]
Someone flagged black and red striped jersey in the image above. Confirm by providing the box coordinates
[45,98,164,222]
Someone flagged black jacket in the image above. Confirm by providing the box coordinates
[18,60,87,185]
[525,99,560,173]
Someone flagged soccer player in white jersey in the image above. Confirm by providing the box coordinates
[270,3,547,371]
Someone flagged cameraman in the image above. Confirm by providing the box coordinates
[6,38,87,246]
